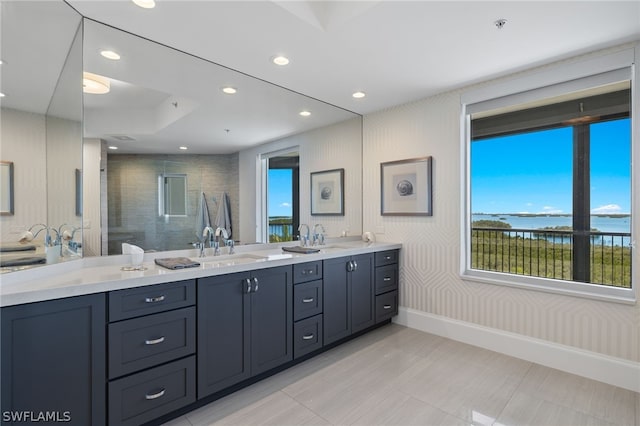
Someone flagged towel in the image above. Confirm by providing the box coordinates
[155,257,201,270]
[195,192,211,242]
[215,192,232,239]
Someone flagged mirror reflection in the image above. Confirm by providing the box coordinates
[0,1,83,268]
[84,19,361,255]
[0,3,362,270]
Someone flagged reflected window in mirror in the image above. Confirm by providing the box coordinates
[0,161,15,216]
[264,152,299,243]
[159,173,187,217]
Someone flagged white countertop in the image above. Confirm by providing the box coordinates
[0,238,401,307]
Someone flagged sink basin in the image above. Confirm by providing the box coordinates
[318,245,350,252]
[197,253,267,268]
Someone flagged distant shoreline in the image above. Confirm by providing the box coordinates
[473,213,630,219]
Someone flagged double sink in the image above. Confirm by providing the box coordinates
[193,244,353,269]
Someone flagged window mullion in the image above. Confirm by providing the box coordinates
[572,124,591,283]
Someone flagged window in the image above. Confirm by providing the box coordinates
[262,151,299,243]
[463,61,635,302]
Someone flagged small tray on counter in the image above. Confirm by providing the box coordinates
[282,246,321,254]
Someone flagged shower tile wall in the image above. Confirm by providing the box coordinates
[106,153,239,254]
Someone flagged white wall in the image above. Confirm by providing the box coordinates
[362,42,639,364]
[239,117,362,243]
[0,108,47,243]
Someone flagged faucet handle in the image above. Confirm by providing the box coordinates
[225,239,235,255]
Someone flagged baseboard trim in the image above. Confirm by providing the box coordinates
[394,307,640,393]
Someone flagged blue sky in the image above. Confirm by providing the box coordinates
[268,169,293,217]
[471,118,631,215]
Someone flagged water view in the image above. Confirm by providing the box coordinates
[472,214,631,233]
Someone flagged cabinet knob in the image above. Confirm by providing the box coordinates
[144,336,166,345]
[302,297,314,303]
[144,295,166,303]
[383,277,392,282]
[145,388,166,400]
[302,334,315,340]
[385,256,392,260]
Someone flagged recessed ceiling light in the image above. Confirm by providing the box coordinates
[352,91,366,99]
[108,146,118,150]
[0,59,4,65]
[272,56,290,66]
[132,0,155,9]
[100,50,121,60]
[299,110,311,117]
[222,87,237,94]
[83,72,110,94]
[179,146,188,150]
[0,93,5,98]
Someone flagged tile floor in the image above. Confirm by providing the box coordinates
[163,324,639,426]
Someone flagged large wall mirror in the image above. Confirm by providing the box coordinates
[0,1,83,269]
[0,2,362,269]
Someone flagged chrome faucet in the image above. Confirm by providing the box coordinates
[214,227,229,256]
[298,224,310,247]
[312,224,326,246]
[202,226,216,256]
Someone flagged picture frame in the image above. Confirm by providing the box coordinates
[0,161,14,216]
[311,168,344,215]
[381,156,432,216]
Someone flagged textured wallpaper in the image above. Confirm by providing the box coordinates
[362,45,639,362]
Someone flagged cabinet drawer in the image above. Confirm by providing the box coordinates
[108,307,196,379]
[375,290,398,323]
[375,250,398,267]
[293,261,322,284]
[375,264,398,295]
[109,280,195,322]
[293,280,323,321]
[293,314,323,359]
[108,356,195,426]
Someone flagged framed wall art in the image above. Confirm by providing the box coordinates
[311,168,344,215]
[381,156,432,216]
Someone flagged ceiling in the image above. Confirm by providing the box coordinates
[67,0,640,115]
[2,1,639,154]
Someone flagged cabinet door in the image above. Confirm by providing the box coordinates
[351,253,375,334]
[1,294,106,426]
[250,265,292,375]
[323,256,351,345]
[197,273,250,399]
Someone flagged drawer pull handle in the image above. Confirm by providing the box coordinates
[383,305,392,310]
[144,295,166,303]
[302,334,315,340]
[253,277,259,292]
[383,277,392,282]
[302,297,315,303]
[145,389,166,400]
[144,336,165,345]
[385,256,392,260]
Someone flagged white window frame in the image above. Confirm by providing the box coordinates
[460,47,638,304]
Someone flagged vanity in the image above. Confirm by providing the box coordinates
[0,240,400,425]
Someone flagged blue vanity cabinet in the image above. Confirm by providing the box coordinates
[1,294,106,426]
[197,265,293,399]
[323,253,375,346]
[107,280,197,426]
[374,250,399,323]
